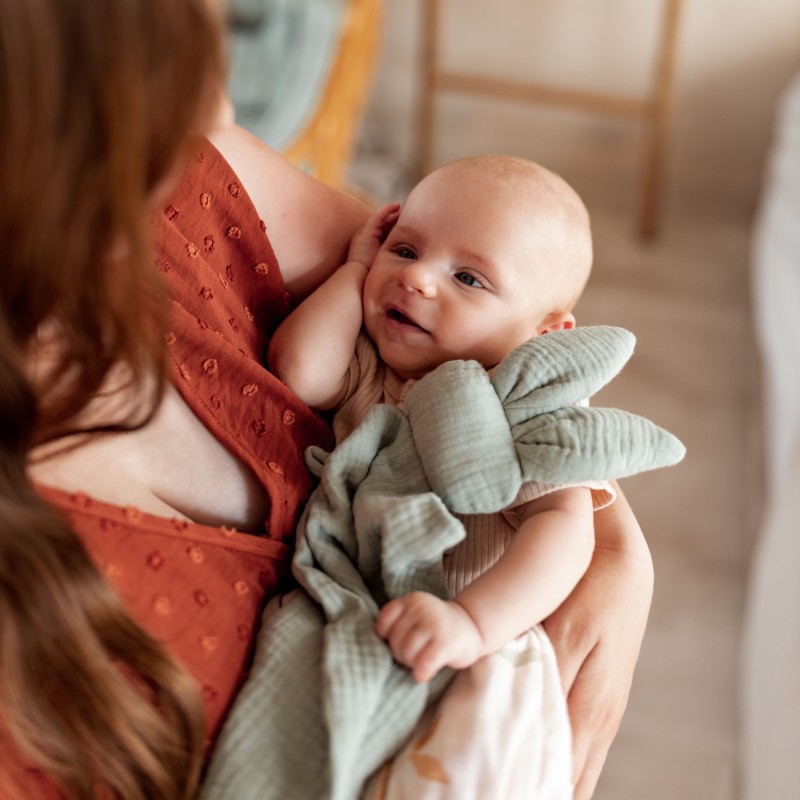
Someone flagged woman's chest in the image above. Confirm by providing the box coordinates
[30,384,271,534]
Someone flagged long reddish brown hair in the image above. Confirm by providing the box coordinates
[0,0,225,796]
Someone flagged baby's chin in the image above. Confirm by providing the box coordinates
[379,348,500,381]
[377,348,433,381]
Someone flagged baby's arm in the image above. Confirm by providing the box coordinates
[375,487,595,682]
[267,202,400,409]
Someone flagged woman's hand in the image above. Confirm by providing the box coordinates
[542,487,653,799]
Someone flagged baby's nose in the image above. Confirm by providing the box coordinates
[398,262,437,298]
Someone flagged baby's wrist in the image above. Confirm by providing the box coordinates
[450,599,486,652]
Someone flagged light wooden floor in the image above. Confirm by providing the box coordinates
[579,195,760,800]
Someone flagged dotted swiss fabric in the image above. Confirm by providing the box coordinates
[156,140,333,543]
[34,139,335,771]
[37,485,289,752]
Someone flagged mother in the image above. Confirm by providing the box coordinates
[0,0,653,798]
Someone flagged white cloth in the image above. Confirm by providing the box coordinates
[363,627,573,800]
[741,437,800,798]
[742,69,800,799]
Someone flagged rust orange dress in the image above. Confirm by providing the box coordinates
[32,140,334,770]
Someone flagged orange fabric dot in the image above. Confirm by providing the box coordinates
[186,242,199,258]
[157,258,172,273]
[259,219,267,232]
[153,596,172,616]
[228,317,239,333]
[187,545,205,564]
[202,685,219,702]
[241,384,258,397]
[200,636,219,653]
[146,551,164,571]
[124,506,142,522]
[209,395,222,411]
[228,182,241,198]
[204,235,215,253]
[225,265,234,282]
[105,563,123,580]
[253,262,269,276]
[194,589,209,606]
[252,420,267,438]
[165,204,181,221]
[268,462,284,476]
[282,409,296,426]
[202,358,218,375]
[165,331,177,346]
[218,273,229,289]
[243,305,254,322]
[99,517,118,532]
[71,492,92,508]
[199,192,212,210]
[177,363,191,382]
[226,226,242,239]
[232,580,249,596]
[200,286,214,300]
[171,518,189,531]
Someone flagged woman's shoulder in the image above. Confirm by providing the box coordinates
[205,124,370,299]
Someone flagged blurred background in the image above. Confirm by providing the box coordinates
[226,1,800,797]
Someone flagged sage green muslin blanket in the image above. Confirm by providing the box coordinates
[200,326,685,800]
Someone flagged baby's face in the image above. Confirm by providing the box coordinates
[362,167,569,379]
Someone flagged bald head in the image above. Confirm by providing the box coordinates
[426,155,593,311]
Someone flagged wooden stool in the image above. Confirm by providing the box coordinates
[416,0,684,238]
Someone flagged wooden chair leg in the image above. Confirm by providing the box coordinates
[639,0,684,239]
[416,0,440,181]
[418,0,683,239]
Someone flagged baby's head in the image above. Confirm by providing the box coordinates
[362,155,593,379]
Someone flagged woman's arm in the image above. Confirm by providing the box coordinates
[207,123,371,301]
[542,482,653,800]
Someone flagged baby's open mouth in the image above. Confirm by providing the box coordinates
[386,308,426,332]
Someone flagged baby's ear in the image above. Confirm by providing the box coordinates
[537,311,575,335]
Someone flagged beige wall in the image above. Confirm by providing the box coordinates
[363,0,800,218]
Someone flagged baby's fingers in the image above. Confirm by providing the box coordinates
[348,202,400,266]
[409,641,448,683]
[375,597,404,639]
[376,202,401,241]
[376,600,431,662]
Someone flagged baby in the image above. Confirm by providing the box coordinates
[268,154,608,683]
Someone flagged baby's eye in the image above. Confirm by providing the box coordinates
[455,272,483,288]
[393,245,417,260]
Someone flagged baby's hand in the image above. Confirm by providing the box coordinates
[375,592,484,683]
[347,202,401,268]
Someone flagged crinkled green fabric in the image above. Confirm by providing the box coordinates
[200,326,685,800]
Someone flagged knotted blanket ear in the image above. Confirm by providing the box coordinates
[403,326,685,515]
[492,326,635,422]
